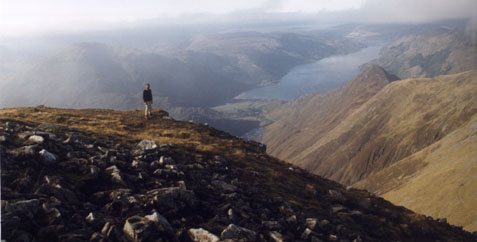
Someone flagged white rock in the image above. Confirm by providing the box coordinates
[188,228,220,242]
[86,212,95,223]
[138,139,157,150]
[145,210,160,223]
[301,228,312,240]
[29,135,44,144]
[105,165,127,186]
[269,231,285,242]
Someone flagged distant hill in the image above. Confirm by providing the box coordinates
[0,32,361,109]
[374,28,477,79]
[1,106,475,241]
[262,69,477,230]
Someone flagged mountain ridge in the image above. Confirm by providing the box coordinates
[374,28,477,79]
[262,64,397,166]
[1,106,476,241]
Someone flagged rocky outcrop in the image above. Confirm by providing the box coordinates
[1,117,476,241]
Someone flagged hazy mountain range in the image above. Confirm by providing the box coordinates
[374,28,477,78]
[0,20,466,112]
[0,31,362,110]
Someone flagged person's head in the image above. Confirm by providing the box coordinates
[146,83,150,89]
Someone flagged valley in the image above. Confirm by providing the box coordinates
[1,12,476,239]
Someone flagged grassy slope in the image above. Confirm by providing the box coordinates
[262,70,477,230]
[262,65,395,163]
[354,114,477,231]
[277,70,476,185]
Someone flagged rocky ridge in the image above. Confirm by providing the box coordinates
[1,108,476,241]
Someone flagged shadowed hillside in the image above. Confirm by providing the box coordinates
[1,106,475,241]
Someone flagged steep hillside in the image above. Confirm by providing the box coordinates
[1,106,475,241]
[265,70,476,185]
[354,114,477,231]
[262,70,477,231]
[374,28,477,79]
[262,65,398,164]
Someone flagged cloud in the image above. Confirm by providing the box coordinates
[0,0,475,36]
[356,0,475,23]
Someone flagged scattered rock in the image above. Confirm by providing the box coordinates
[1,118,474,242]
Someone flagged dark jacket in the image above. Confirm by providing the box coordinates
[143,89,152,102]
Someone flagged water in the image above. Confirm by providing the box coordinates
[235,46,382,101]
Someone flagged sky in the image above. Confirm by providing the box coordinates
[0,0,475,36]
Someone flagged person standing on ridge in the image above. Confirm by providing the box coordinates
[143,83,153,119]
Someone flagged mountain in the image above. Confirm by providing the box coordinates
[354,113,477,231]
[0,32,362,110]
[262,64,398,168]
[0,42,250,109]
[262,69,477,230]
[1,106,476,241]
[374,28,477,79]
[263,69,476,185]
